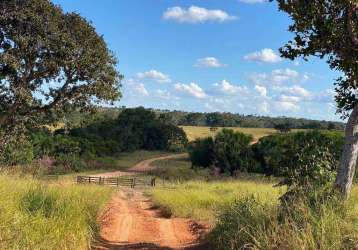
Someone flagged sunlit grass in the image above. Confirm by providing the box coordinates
[209,186,358,250]
[181,126,307,142]
[181,126,273,142]
[150,180,285,223]
[0,174,113,249]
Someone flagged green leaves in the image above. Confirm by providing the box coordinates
[275,0,358,115]
[0,0,122,128]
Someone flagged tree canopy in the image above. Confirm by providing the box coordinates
[274,0,358,116]
[0,0,122,128]
[274,0,358,197]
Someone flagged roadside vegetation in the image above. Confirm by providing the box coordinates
[208,187,358,250]
[149,127,357,249]
[0,175,113,249]
[151,180,284,222]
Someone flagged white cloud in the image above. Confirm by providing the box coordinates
[134,83,149,96]
[163,6,237,24]
[279,95,301,103]
[136,70,171,83]
[259,101,269,113]
[174,82,207,98]
[251,68,302,86]
[155,89,179,100]
[271,68,299,83]
[194,57,226,68]
[213,80,248,95]
[285,85,311,98]
[315,88,335,103]
[254,85,267,97]
[239,0,268,3]
[244,48,282,63]
[274,101,300,112]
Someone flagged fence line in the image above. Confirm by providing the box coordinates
[76,176,156,188]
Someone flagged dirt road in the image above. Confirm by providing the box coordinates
[92,153,188,178]
[92,153,206,250]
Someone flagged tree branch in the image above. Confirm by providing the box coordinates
[347,5,358,46]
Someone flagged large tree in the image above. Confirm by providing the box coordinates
[274,0,358,197]
[0,0,122,129]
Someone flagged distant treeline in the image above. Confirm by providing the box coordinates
[62,107,345,131]
[156,110,345,130]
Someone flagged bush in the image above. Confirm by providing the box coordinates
[52,154,87,174]
[214,129,254,174]
[0,134,34,166]
[278,131,338,202]
[253,130,344,178]
[208,192,358,250]
[188,129,255,175]
[31,132,81,157]
[188,137,215,168]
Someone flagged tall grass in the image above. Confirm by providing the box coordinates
[0,175,113,249]
[151,179,358,249]
[209,187,358,249]
[150,180,285,222]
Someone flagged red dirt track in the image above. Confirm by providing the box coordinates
[92,154,207,250]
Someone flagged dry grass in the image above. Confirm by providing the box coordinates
[180,126,303,142]
[0,174,113,249]
[150,179,285,223]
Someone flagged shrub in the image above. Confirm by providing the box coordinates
[53,154,87,174]
[253,130,344,178]
[278,131,338,202]
[0,134,34,166]
[208,192,358,250]
[214,129,254,174]
[188,137,215,168]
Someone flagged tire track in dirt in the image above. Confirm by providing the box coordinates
[92,153,206,250]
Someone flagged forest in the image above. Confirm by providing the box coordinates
[62,106,345,130]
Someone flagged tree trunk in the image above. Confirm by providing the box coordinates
[335,104,358,198]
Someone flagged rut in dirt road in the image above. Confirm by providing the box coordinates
[93,190,206,250]
[91,153,207,250]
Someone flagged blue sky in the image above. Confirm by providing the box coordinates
[53,0,342,121]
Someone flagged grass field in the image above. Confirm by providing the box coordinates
[61,150,172,178]
[93,150,172,171]
[0,175,113,249]
[150,180,285,223]
[181,126,278,142]
[151,179,358,249]
[181,126,307,142]
[149,156,211,182]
